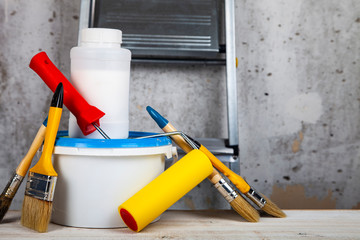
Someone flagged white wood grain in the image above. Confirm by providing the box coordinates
[0,210,359,239]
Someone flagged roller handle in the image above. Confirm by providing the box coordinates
[29,52,105,135]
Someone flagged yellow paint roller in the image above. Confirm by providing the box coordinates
[118,149,213,232]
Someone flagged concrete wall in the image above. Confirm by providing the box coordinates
[236,0,360,210]
[0,0,359,210]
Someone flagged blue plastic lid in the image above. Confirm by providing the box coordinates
[55,131,172,148]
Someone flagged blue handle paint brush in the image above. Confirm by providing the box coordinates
[146,106,260,222]
[146,106,286,218]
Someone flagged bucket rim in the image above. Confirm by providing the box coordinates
[55,131,172,148]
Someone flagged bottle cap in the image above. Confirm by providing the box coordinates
[81,28,122,44]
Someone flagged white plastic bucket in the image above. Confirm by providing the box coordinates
[51,131,175,228]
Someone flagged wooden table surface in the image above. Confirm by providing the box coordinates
[0,210,359,239]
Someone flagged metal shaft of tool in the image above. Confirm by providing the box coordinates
[92,123,110,139]
[180,133,199,150]
[135,131,198,149]
[135,131,183,139]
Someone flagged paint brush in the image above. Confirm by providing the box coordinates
[0,118,48,222]
[146,106,260,222]
[21,83,63,232]
[146,106,285,218]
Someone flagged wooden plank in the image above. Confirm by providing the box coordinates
[0,210,359,239]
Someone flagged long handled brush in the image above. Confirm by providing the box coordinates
[146,106,260,222]
[21,83,63,232]
[146,106,285,218]
[0,118,48,222]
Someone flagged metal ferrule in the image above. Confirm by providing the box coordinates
[3,173,24,198]
[25,172,57,202]
[214,178,238,203]
[246,187,267,208]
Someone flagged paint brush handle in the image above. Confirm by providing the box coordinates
[208,169,222,182]
[15,120,47,177]
[30,84,63,176]
[30,109,61,177]
[29,52,105,136]
[198,145,250,193]
[162,122,193,153]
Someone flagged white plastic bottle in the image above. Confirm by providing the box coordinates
[68,28,131,139]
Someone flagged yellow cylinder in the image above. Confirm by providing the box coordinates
[118,149,212,232]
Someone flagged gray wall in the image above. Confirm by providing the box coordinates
[0,0,359,210]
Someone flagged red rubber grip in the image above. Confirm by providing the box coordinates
[29,52,105,136]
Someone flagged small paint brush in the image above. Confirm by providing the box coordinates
[21,83,63,232]
[146,106,260,222]
[0,118,48,222]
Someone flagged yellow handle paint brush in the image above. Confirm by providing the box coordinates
[146,106,286,218]
[146,106,260,222]
[21,83,63,232]
[194,141,286,217]
[0,118,47,222]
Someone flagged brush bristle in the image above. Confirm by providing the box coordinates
[21,195,53,232]
[230,193,260,222]
[261,195,286,218]
[0,194,12,222]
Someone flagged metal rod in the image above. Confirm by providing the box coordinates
[135,131,198,150]
[92,123,110,139]
[181,133,199,150]
[135,131,183,139]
